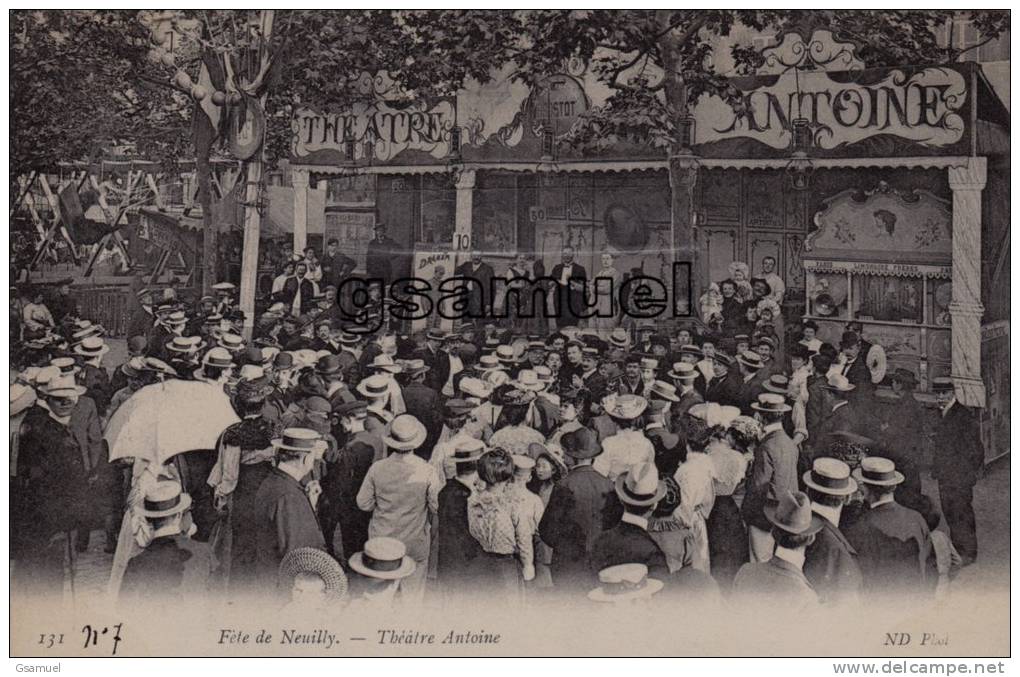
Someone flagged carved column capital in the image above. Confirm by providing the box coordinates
[454,168,476,191]
[948,157,987,191]
[291,169,310,188]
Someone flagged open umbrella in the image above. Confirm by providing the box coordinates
[105,379,240,465]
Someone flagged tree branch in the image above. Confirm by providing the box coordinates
[953,35,995,61]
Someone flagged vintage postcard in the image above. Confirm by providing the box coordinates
[9,8,1010,659]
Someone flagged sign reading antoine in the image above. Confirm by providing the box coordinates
[693,29,970,155]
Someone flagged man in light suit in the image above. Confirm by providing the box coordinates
[549,246,587,329]
[741,393,800,562]
[802,458,864,607]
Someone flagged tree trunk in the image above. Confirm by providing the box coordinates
[657,14,700,316]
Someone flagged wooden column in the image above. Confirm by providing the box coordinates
[669,155,699,312]
[947,156,987,408]
[453,168,476,268]
[292,169,309,255]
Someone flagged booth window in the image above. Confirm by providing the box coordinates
[419,173,456,246]
[473,172,519,255]
[851,275,924,324]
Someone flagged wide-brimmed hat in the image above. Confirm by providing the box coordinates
[852,457,905,487]
[476,355,505,372]
[825,373,856,392]
[647,380,679,402]
[560,427,602,460]
[166,336,205,355]
[401,358,430,377]
[687,402,742,427]
[751,392,792,414]
[803,457,858,496]
[614,462,666,507]
[736,350,764,371]
[513,369,545,392]
[38,375,87,399]
[369,354,402,374]
[459,377,493,400]
[315,354,344,376]
[272,428,327,454]
[201,347,236,369]
[10,383,37,417]
[356,374,390,399]
[279,547,348,601]
[587,563,663,603]
[711,353,733,368]
[383,414,427,451]
[139,480,193,518]
[50,357,80,376]
[72,336,110,359]
[605,394,648,420]
[764,490,824,536]
[349,537,416,580]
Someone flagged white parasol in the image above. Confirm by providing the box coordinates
[104,379,240,465]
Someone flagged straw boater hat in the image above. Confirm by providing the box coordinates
[763,374,792,396]
[139,480,193,518]
[452,437,486,464]
[495,345,520,365]
[803,457,858,496]
[279,547,349,601]
[668,362,698,382]
[50,356,80,377]
[639,357,658,371]
[444,398,475,418]
[614,462,666,508]
[588,563,663,603]
[533,365,554,382]
[349,537,416,581]
[201,347,236,369]
[476,355,505,372]
[678,344,703,360]
[383,414,427,451]
[356,374,390,399]
[608,328,632,350]
[764,490,824,536]
[931,376,954,394]
[272,428,328,455]
[735,350,764,371]
[647,380,679,402]
[334,400,368,420]
[750,392,792,414]
[144,357,178,378]
[166,335,205,355]
[218,333,245,352]
[605,394,648,420]
[852,457,905,487]
[211,281,236,293]
[164,310,188,327]
[711,353,733,368]
[513,369,545,392]
[70,322,105,345]
[72,335,110,359]
[401,359,430,378]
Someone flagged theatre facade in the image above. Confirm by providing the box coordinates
[287,31,1009,460]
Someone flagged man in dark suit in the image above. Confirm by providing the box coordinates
[802,458,864,607]
[742,393,800,562]
[539,427,623,593]
[416,329,451,394]
[320,402,376,560]
[365,223,401,286]
[836,331,874,396]
[704,353,742,407]
[436,441,484,594]
[590,461,669,583]
[931,377,984,565]
[320,238,357,290]
[668,363,703,422]
[734,350,767,415]
[845,457,935,597]
[454,250,496,318]
[400,360,443,455]
[549,246,587,328]
[315,354,356,410]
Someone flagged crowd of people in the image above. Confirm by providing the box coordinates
[9,248,985,612]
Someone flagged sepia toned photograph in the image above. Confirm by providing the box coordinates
[8,8,1011,661]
